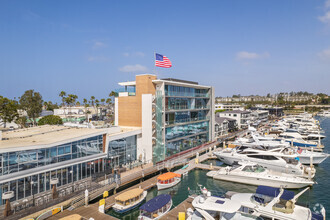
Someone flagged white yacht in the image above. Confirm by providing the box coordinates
[207,162,315,189]
[317,110,330,117]
[213,148,315,178]
[271,147,329,165]
[229,186,326,220]
[188,186,262,220]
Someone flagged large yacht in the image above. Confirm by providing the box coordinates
[229,186,326,220]
[213,148,315,178]
[207,162,314,189]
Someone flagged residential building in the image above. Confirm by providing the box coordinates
[214,117,229,137]
[115,74,215,164]
[250,107,284,117]
[250,110,269,121]
[215,103,243,111]
[217,110,251,129]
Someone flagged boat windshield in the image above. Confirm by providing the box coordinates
[283,157,299,165]
[251,194,274,206]
[242,165,265,173]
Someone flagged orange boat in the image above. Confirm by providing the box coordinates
[157,172,181,190]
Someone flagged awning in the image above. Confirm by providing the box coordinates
[140,194,171,213]
[115,188,144,202]
[256,186,294,200]
[157,172,181,181]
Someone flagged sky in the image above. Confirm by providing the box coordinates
[0,0,330,103]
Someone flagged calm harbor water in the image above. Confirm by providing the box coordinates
[108,117,330,219]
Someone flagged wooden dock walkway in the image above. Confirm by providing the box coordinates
[162,196,195,219]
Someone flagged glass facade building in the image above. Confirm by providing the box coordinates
[108,135,137,167]
[153,83,213,163]
[0,134,106,205]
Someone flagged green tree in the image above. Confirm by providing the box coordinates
[44,101,58,111]
[15,116,27,128]
[38,115,63,125]
[109,91,117,102]
[59,91,67,118]
[0,96,19,128]
[90,96,95,107]
[83,98,90,122]
[100,98,105,106]
[19,90,43,126]
[65,94,78,120]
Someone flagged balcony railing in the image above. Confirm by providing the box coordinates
[165,91,209,98]
[115,88,136,96]
[165,116,210,125]
[166,105,210,111]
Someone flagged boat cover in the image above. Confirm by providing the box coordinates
[157,172,181,181]
[256,186,294,200]
[139,194,171,213]
[115,188,144,202]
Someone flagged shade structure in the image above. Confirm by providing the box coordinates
[140,194,171,213]
[256,186,295,200]
[157,172,181,181]
[115,188,144,202]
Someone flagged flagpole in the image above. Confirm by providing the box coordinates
[153,52,157,76]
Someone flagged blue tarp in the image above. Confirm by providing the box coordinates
[140,194,171,213]
[256,186,294,200]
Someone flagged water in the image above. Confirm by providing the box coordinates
[108,117,330,219]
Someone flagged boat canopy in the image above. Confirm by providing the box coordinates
[157,172,181,181]
[140,194,171,213]
[115,188,144,202]
[256,186,295,200]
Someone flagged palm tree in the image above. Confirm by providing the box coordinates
[100,98,105,106]
[95,99,100,118]
[83,98,89,122]
[59,91,67,118]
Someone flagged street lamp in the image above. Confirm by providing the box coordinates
[30,181,36,207]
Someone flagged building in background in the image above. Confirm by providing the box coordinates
[115,74,215,164]
[217,110,251,129]
[215,103,243,111]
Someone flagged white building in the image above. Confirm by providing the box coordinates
[218,110,251,129]
[215,103,243,111]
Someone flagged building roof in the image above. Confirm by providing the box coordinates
[0,125,107,151]
[215,116,236,124]
[221,110,250,114]
[115,188,144,202]
[161,78,198,85]
[118,81,136,86]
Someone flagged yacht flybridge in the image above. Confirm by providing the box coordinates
[207,162,314,189]
[213,147,315,178]
[229,186,326,220]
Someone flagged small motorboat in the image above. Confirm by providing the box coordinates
[112,188,147,213]
[138,194,172,220]
[157,172,181,190]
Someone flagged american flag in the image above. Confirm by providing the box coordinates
[155,53,172,68]
[297,147,303,154]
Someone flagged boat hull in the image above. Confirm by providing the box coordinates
[113,191,147,214]
[298,155,328,165]
[207,171,313,189]
[157,178,181,190]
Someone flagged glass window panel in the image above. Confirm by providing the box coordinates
[62,168,67,185]
[45,172,50,191]
[72,143,77,153]
[65,145,71,154]
[57,169,62,187]
[87,162,90,177]
[9,152,18,165]
[17,178,24,200]
[10,181,17,202]
[51,147,57,157]
[73,165,77,182]
[39,173,45,193]
[58,146,65,155]
[68,166,73,184]
[82,163,86,179]
[24,177,31,197]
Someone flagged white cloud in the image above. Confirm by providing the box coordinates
[92,40,107,49]
[123,52,145,57]
[318,11,330,24]
[87,56,110,62]
[119,64,148,73]
[318,48,330,60]
[325,0,330,8]
[236,51,270,60]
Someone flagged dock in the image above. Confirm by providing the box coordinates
[162,196,195,219]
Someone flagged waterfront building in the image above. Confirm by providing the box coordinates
[115,74,215,164]
[215,103,243,111]
[250,110,269,121]
[0,125,141,206]
[214,117,229,137]
[217,110,251,129]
